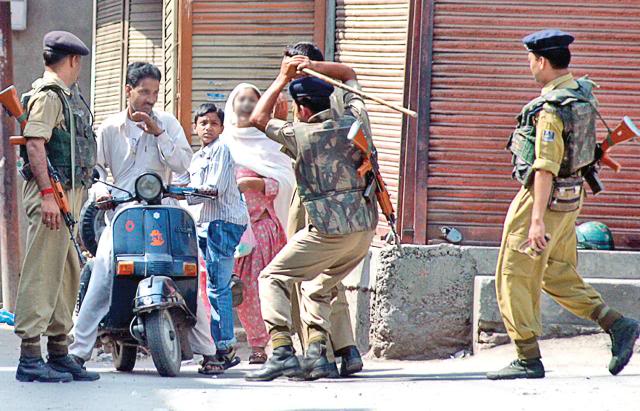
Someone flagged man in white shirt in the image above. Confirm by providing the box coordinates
[69,63,195,366]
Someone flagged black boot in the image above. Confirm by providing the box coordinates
[300,342,333,381]
[486,358,545,380]
[16,357,73,383]
[335,345,363,377]
[48,354,100,381]
[608,317,640,375]
[326,362,340,379]
[245,346,302,382]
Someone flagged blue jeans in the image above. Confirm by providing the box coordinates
[199,220,245,351]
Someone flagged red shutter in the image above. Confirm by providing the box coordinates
[426,0,640,249]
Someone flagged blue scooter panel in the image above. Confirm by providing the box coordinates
[112,206,198,277]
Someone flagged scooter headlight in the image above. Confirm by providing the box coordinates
[135,173,163,203]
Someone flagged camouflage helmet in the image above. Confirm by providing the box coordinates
[576,221,614,250]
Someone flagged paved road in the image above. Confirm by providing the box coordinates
[0,325,638,411]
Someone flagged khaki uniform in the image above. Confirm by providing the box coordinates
[14,72,88,357]
[496,73,608,359]
[261,86,377,346]
[288,191,357,360]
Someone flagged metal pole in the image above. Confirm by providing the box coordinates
[0,1,21,312]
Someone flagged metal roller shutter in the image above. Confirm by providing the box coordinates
[427,0,640,249]
[92,0,125,126]
[334,0,410,236]
[163,0,178,114]
[189,0,320,146]
[127,0,165,109]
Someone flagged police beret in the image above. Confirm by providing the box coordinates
[43,31,90,56]
[522,29,574,52]
[289,77,334,101]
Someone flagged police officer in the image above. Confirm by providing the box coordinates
[246,56,377,382]
[487,29,640,380]
[14,31,99,383]
[284,41,364,378]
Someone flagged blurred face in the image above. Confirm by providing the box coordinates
[193,112,224,146]
[126,77,160,114]
[233,87,260,117]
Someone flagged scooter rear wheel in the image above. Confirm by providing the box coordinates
[113,341,137,372]
[145,309,181,377]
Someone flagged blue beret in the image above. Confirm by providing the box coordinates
[522,29,574,52]
[43,31,90,56]
[289,77,334,101]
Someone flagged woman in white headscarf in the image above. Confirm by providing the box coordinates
[220,83,295,364]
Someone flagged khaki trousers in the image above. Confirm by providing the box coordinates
[496,187,604,345]
[14,180,84,342]
[287,192,359,358]
[260,226,374,344]
[292,282,355,360]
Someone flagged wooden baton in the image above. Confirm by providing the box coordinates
[300,68,418,118]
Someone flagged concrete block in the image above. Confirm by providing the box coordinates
[370,244,477,359]
[473,275,640,352]
[342,249,381,353]
[463,246,640,279]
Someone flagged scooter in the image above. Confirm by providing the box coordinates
[76,172,216,377]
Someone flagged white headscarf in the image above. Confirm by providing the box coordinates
[220,83,296,232]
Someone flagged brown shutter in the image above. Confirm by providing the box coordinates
[92,0,125,126]
[334,0,410,237]
[188,0,323,146]
[127,0,165,109]
[425,0,640,249]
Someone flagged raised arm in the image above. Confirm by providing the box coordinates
[250,56,308,132]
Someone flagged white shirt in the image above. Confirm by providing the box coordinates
[125,117,145,149]
[95,109,193,199]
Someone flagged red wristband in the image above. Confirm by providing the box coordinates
[40,187,55,197]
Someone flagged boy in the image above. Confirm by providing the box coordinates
[187,103,248,369]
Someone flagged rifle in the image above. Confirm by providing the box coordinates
[0,85,86,264]
[348,120,401,250]
[583,116,640,195]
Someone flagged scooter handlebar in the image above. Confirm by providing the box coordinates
[166,186,218,198]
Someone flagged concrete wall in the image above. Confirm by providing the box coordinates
[11,0,93,97]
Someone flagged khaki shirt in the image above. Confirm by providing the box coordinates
[22,71,71,141]
[532,73,579,176]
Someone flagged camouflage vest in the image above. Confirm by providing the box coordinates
[20,81,97,189]
[508,77,598,186]
[292,111,378,235]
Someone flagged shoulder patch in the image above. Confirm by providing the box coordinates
[543,130,556,142]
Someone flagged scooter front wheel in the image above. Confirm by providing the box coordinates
[145,309,181,377]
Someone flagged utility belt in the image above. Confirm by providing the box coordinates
[548,175,583,212]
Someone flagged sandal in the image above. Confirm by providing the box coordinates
[249,350,268,365]
[198,355,225,375]
[218,348,241,370]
